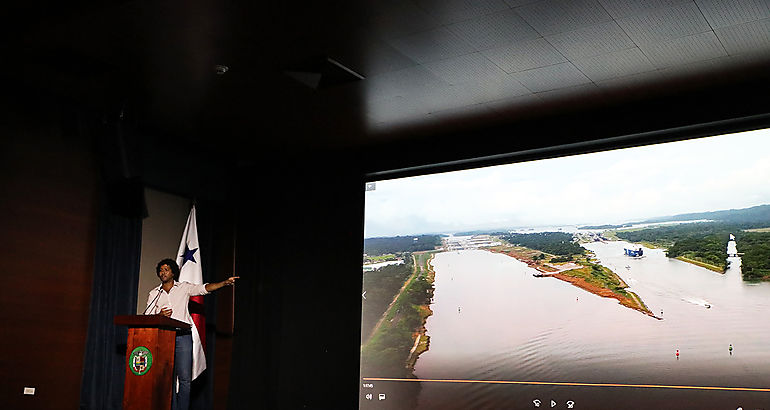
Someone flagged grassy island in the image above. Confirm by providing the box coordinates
[673,255,724,272]
[553,261,654,317]
[489,241,656,318]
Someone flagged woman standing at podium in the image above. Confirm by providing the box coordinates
[145,258,238,410]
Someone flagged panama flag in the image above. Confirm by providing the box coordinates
[176,205,207,380]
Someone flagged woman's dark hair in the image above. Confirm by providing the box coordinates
[156,258,180,281]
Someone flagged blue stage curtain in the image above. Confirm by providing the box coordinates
[79,206,142,410]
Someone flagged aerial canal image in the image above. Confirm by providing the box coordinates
[359,131,770,410]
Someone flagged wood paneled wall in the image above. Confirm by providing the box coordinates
[0,106,98,409]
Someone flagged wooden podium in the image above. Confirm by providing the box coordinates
[114,315,191,410]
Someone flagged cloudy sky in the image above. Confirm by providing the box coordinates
[364,129,770,238]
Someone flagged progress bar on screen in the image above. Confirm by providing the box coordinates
[363,377,770,392]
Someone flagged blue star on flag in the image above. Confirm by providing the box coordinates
[180,245,198,267]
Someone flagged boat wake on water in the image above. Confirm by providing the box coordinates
[682,297,712,309]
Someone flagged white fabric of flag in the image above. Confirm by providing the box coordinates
[176,205,207,380]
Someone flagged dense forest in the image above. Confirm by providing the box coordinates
[360,262,413,339]
[363,235,442,255]
[734,231,770,279]
[615,222,733,247]
[666,233,731,270]
[615,221,770,279]
[501,232,584,257]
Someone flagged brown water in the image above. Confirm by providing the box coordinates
[409,241,770,410]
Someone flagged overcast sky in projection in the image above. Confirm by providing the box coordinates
[364,129,770,238]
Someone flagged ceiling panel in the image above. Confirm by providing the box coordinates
[451,75,532,104]
[364,65,447,101]
[656,54,746,81]
[415,0,510,25]
[715,18,770,55]
[595,68,667,90]
[422,77,530,112]
[423,52,508,84]
[356,0,770,130]
[572,47,655,81]
[641,31,727,67]
[696,0,770,28]
[618,2,712,44]
[515,0,613,35]
[485,91,541,111]
[484,92,541,113]
[510,62,592,92]
[481,37,567,73]
[427,102,499,122]
[365,95,434,128]
[546,21,636,59]
[446,8,540,51]
[598,0,691,19]
[503,0,542,6]
[386,26,477,64]
[535,82,604,102]
[348,37,417,77]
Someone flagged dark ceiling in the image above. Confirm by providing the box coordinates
[3,0,770,164]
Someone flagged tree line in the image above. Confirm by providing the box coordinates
[734,231,770,280]
[501,232,584,257]
[615,222,770,279]
[364,235,442,256]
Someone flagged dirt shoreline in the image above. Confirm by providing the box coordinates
[406,252,435,373]
[488,245,659,319]
[675,255,725,273]
[550,272,658,319]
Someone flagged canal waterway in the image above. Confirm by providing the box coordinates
[411,240,770,409]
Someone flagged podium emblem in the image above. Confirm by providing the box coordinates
[129,346,153,376]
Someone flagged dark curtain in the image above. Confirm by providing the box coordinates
[227,154,364,409]
[227,183,268,409]
[79,205,143,410]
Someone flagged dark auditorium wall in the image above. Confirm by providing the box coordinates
[227,151,366,409]
[0,102,98,409]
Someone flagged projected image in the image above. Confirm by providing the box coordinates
[359,131,770,410]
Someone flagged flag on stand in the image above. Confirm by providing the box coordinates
[176,205,207,380]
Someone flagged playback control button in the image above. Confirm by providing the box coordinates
[533,399,575,408]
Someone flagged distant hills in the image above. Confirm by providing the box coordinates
[642,204,770,227]
[617,203,770,280]
[366,204,770,245]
